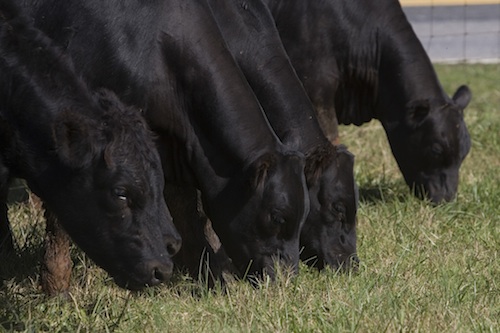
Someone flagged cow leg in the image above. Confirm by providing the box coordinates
[165,184,232,287]
[315,106,341,145]
[164,184,215,282]
[197,190,236,283]
[0,201,14,254]
[40,206,72,296]
[0,166,14,254]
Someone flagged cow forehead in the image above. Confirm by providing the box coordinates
[114,144,160,176]
[103,109,159,157]
[101,126,162,187]
[261,170,306,213]
[415,107,470,164]
[425,105,465,137]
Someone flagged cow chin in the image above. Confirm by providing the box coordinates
[234,249,299,283]
[301,246,359,273]
[325,253,360,273]
[113,275,156,291]
[414,171,459,204]
[113,275,149,291]
[110,259,174,291]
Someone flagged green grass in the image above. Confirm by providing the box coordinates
[1,64,499,332]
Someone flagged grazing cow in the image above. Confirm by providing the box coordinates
[21,0,310,279]
[0,1,181,290]
[207,0,358,270]
[264,0,472,203]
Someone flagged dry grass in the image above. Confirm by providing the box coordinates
[0,64,499,332]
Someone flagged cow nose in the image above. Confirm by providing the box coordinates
[165,233,182,256]
[148,260,173,285]
[280,255,299,275]
[340,254,359,273]
[273,253,299,275]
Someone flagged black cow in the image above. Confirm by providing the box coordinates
[0,1,181,290]
[264,0,472,203]
[207,0,358,270]
[21,0,310,279]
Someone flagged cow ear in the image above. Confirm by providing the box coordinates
[53,111,102,169]
[452,85,472,110]
[250,153,276,191]
[335,144,355,168]
[405,99,430,128]
[252,160,270,192]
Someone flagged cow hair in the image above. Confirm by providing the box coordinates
[0,1,91,110]
[53,94,159,172]
[95,89,160,172]
[1,3,158,174]
[52,108,103,169]
[0,1,19,21]
[0,1,90,171]
[334,144,355,168]
[249,152,277,192]
[405,99,431,129]
[330,14,382,126]
[305,143,354,184]
[452,85,472,112]
[304,142,337,184]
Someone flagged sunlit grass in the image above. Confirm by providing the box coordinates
[0,64,499,332]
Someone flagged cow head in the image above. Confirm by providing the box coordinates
[300,144,358,271]
[211,151,309,280]
[387,85,472,204]
[46,90,181,290]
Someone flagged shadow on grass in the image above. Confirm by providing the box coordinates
[1,195,46,289]
[357,180,412,205]
[0,243,44,287]
[0,245,44,332]
[0,313,26,332]
[0,295,27,332]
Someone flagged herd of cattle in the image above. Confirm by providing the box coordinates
[0,0,471,293]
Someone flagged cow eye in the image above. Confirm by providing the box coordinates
[338,211,346,224]
[271,214,286,226]
[113,187,127,201]
[332,204,346,222]
[431,144,443,156]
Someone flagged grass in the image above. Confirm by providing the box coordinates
[1,64,499,332]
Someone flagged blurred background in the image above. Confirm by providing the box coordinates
[400,0,500,63]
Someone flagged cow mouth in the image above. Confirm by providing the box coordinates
[113,272,164,291]
[330,253,360,272]
[413,178,455,204]
[240,254,298,284]
[111,260,174,290]
[301,252,360,272]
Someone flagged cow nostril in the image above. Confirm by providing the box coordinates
[152,266,168,283]
[165,235,182,256]
[166,244,176,256]
[339,234,346,245]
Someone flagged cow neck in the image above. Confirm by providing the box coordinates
[375,2,445,131]
[268,0,447,130]
[158,0,283,194]
[264,0,377,128]
[0,6,96,175]
[323,1,384,127]
[208,0,328,155]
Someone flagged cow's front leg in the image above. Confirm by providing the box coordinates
[40,206,72,296]
[0,205,14,254]
[165,184,231,287]
[0,174,14,254]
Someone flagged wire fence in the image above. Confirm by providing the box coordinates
[401,2,500,63]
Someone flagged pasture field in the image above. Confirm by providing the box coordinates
[0,64,499,332]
